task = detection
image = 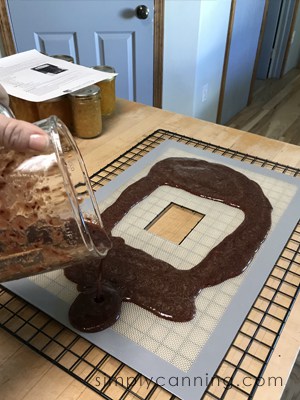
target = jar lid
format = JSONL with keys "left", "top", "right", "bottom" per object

{"left": 93, "top": 65, "right": 116, "bottom": 81}
{"left": 51, "top": 54, "right": 74, "bottom": 63}
{"left": 68, "top": 85, "right": 100, "bottom": 99}
{"left": 93, "top": 65, "right": 116, "bottom": 73}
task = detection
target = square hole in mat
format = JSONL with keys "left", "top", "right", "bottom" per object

{"left": 146, "top": 203, "right": 204, "bottom": 244}
{"left": 112, "top": 185, "right": 245, "bottom": 273}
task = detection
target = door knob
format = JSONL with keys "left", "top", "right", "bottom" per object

{"left": 136, "top": 5, "right": 149, "bottom": 19}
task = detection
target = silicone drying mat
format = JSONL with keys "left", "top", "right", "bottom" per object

{"left": 1, "top": 130, "right": 300, "bottom": 400}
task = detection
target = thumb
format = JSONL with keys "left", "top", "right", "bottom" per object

{"left": 0, "top": 115, "right": 49, "bottom": 152}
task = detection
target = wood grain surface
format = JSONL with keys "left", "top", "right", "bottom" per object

{"left": 0, "top": 98, "right": 299, "bottom": 400}
{"left": 228, "top": 68, "right": 300, "bottom": 145}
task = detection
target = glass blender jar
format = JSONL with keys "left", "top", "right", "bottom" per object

{"left": 0, "top": 112, "right": 111, "bottom": 282}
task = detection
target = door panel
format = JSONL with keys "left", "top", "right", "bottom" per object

{"left": 95, "top": 32, "right": 135, "bottom": 100}
{"left": 6, "top": 0, "right": 154, "bottom": 105}
{"left": 34, "top": 32, "right": 78, "bottom": 62}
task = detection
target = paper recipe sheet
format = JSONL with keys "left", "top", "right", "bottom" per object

{"left": 0, "top": 50, "right": 117, "bottom": 102}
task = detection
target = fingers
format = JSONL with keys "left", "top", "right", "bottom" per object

{"left": 0, "top": 115, "right": 49, "bottom": 152}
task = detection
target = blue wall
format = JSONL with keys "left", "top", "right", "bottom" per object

{"left": 162, "top": 0, "right": 231, "bottom": 122}
{"left": 162, "top": 1, "right": 202, "bottom": 118}
{"left": 163, "top": 0, "right": 266, "bottom": 125}
{"left": 220, "top": 0, "right": 266, "bottom": 124}
{"left": 193, "top": 0, "right": 232, "bottom": 122}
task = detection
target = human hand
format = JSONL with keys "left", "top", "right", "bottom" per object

{"left": 0, "top": 84, "right": 9, "bottom": 108}
{"left": 0, "top": 114, "right": 49, "bottom": 152}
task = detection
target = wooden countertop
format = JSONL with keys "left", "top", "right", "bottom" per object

{"left": 0, "top": 99, "right": 299, "bottom": 400}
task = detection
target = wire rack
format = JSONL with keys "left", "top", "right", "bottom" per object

{"left": 1, "top": 129, "right": 299, "bottom": 400}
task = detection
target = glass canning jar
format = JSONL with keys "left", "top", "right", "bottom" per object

{"left": 9, "top": 96, "right": 39, "bottom": 123}
{"left": 69, "top": 85, "right": 102, "bottom": 139}
{"left": 93, "top": 66, "right": 116, "bottom": 117}
{"left": 37, "top": 95, "right": 73, "bottom": 131}
{"left": 0, "top": 115, "right": 111, "bottom": 283}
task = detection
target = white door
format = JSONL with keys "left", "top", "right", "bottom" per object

{"left": 6, "top": 0, "right": 154, "bottom": 105}
{"left": 257, "top": 0, "right": 296, "bottom": 79}
{"left": 256, "top": 0, "right": 283, "bottom": 79}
